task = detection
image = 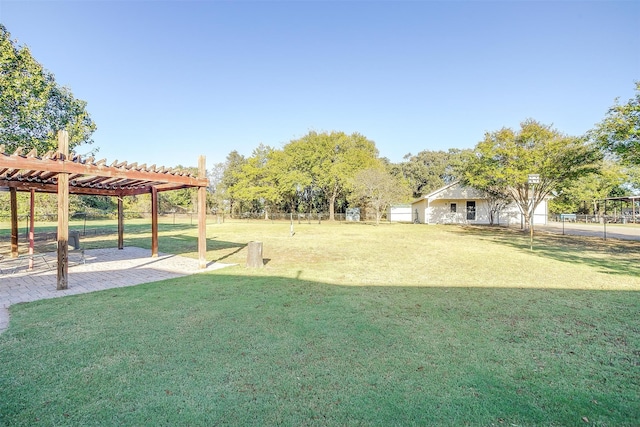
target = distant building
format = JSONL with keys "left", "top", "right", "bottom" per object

{"left": 411, "top": 182, "right": 548, "bottom": 226}
{"left": 387, "top": 205, "right": 413, "bottom": 222}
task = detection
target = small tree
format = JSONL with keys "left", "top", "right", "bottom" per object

{"left": 350, "top": 167, "right": 411, "bottom": 225}
{"left": 207, "top": 161, "right": 226, "bottom": 215}
{"left": 482, "top": 188, "right": 512, "bottom": 226}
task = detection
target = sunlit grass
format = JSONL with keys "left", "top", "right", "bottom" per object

{"left": 3, "top": 218, "right": 639, "bottom": 289}
{"left": 174, "top": 220, "right": 638, "bottom": 291}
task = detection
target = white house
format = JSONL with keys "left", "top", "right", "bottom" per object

{"left": 411, "top": 181, "right": 548, "bottom": 226}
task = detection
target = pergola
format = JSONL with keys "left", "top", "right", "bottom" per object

{"left": 0, "top": 131, "right": 209, "bottom": 289}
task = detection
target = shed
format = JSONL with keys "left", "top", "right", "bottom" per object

{"left": 388, "top": 205, "right": 413, "bottom": 222}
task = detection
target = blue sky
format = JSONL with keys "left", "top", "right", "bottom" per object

{"left": 1, "top": 1, "right": 638, "bottom": 170}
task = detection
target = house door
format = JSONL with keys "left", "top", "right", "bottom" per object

{"left": 466, "top": 201, "right": 476, "bottom": 221}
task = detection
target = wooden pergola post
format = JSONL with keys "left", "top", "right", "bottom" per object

{"left": 57, "top": 130, "right": 70, "bottom": 290}
{"left": 28, "top": 188, "right": 35, "bottom": 269}
{"left": 151, "top": 187, "right": 158, "bottom": 257}
{"left": 117, "top": 196, "right": 124, "bottom": 250}
{"left": 198, "top": 155, "right": 207, "bottom": 269}
{"left": 10, "top": 187, "right": 18, "bottom": 258}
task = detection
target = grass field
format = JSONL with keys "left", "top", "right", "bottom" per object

{"left": 1, "top": 219, "right": 639, "bottom": 426}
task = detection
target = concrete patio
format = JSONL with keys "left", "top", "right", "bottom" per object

{"left": 0, "top": 247, "right": 233, "bottom": 333}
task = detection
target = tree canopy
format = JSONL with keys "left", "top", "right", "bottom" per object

{"left": 218, "top": 151, "right": 247, "bottom": 216}
{"left": 463, "top": 120, "right": 601, "bottom": 228}
{"left": 0, "top": 24, "right": 96, "bottom": 153}
{"left": 281, "top": 131, "right": 380, "bottom": 220}
{"left": 592, "top": 82, "right": 640, "bottom": 166}
{"left": 230, "top": 144, "right": 281, "bottom": 219}
{"left": 390, "top": 149, "right": 470, "bottom": 198}
{"left": 212, "top": 131, "right": 382, "bottom": 220}
{"left": 548, "top": 160, "right": 628, "bottom": 215}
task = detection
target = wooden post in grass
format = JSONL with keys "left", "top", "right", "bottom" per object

{"left": 246, "top": 241, "right": 263, "bottom": 268}
{"left": 10, "top": 187, "right": 18, "bottom": 258}
{"left": 57, "top": 130, "right": 70, "bottom": 290}
{"left": 198, "top": 155, "right": 207, "bottom": 269}
{"left": 151, "top": 187, "right": 158, "bottom": 257}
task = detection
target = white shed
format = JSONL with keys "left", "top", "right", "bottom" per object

{"left": 411, "top": 181, "right": 548, "bottom": 226}
{"left": 388, "top": 205, "right": 413, "bottom": 222}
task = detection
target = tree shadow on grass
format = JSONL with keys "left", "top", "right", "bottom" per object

{"left": 0, "top": 228, "right": 247, "bottom": 264}
{"left": 455, "top": 225, "right": 640, "bottom": 277}
{"left": 0, "top": 221, "right": 197, "bottom": 240}
{"left": 113, "top": 235, "right": 246, "bottom": 261}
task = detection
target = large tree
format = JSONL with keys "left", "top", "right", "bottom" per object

{"left": 391, "top": 149, "right": 470, "bottom": 198}
{"left": 592, "top": 82, "right": 640, "bottom": 166}
{"left": 217, "top": 151, "right": 246, "bottom": 216}
{"left": 228, "top": 144, "right": 281, "bottom": 219}
{"left": 463, "top": 120, "right": 601, "bottom": 229}
{"left": 282, "top": 131, "right": 379, "bottom": 220}
{"left": 0, "top": 24, "right": 96, "bottom": 153}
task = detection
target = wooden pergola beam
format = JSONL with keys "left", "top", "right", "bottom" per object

{"left": 0, "top": 180, "right": 201, "bottom": 196}
{"left": 0, "top": 155, "right": 207, "bottom": 187}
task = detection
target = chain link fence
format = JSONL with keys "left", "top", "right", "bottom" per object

{"left": 551, "top": 213, "right": 639, "bottom": 224}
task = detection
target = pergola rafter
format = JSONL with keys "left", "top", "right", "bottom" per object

{"left": 1, "top": 131, "right": 209, "bottom": 289}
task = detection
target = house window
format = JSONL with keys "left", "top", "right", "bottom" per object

{"left": 466, "top": 201, "right": 476, "bottom": 220}
{"left": 450, "top": 203, "right": 457, "bottom": 213}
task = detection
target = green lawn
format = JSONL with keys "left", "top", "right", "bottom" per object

{"left": 1, "top": 220, "right": 639, "bottom": 426}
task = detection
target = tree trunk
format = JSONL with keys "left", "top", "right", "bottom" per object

{"left": 522, "top": 212, "right": 531, "bottom": 230}
{"left": 329, "top": 194, "right": 336, "bottom": 221}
